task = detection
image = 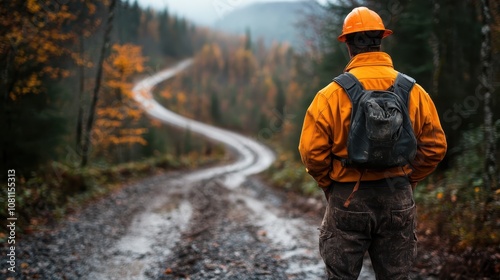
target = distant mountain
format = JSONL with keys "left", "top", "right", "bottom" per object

{"left": 213, "top": 1, "right": 324, "bottom": 49}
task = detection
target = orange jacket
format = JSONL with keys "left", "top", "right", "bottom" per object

{"left": 298, "top": 52, "right": 447, "bottom": 190}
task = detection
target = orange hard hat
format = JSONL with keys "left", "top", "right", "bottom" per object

{"left": 337, "top": 7, "right": 393, "bottom": 42}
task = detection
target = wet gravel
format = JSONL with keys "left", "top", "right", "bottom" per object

{"left": 1, "top": 170, "right": 331, "bottom": 280}
{"left": 156, "top": 178, "right": 325, "bottom": 280}
{"left": 1, "top": 172, "right": 186, "bottom": 279}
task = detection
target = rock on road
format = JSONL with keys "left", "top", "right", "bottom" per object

{"left": 5, "top": 60, "right": 378, "bottom": 279}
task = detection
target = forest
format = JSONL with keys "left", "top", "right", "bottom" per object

{"left": 0, "top": 0, "right": 499, "bottom": 278}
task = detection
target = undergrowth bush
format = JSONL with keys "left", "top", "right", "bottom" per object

{"left": 415, "top": 125, "right": 500, "bottom": 249}
{"left": 264, "top": 148, "right": 320, "bottom": 197}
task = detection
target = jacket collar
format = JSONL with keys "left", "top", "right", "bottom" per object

{"left": 344, "top": 52, "right": 394, "bottom": 72}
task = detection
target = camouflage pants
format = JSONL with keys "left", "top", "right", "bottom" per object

{"left": 319, "top": 179, "right": 417, "bottom": 280}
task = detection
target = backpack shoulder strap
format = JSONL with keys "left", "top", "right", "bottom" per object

{"left": 332, "top": 72, "right": 364, "bottom": 167}
{"left": 393, "top": 73, "right": 416, "bottom": 107}
{"left": 333, "top": 72, "right": 364, "bottom": 104}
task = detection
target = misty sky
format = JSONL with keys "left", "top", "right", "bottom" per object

{"left": 134, "top": 0, "right": 327, "bottom": 26}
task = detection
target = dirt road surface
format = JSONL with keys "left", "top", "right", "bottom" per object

{"left": 3, "top": 61, "right": 379, "bottom": 279}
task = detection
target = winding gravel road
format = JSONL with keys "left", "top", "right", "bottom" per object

{"left": 3, "top": 60, "right": 379, "bottom": 279}
{"left": 131, "top": 59, "right": 276, "bottom": 187}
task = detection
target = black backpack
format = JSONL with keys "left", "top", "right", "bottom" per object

{"left": 333, "top": 72, "right": 417, "bottom": 169}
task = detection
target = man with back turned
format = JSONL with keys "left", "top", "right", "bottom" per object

{"left": 298, "top": 6, "right": 447, "bottom": 279}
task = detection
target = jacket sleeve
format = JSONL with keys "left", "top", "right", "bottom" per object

{"left": 409, "top": 85, "right": 447, "bottom": 183}
{"left": 298, "top": 93, "right": 334, "bottom": 190}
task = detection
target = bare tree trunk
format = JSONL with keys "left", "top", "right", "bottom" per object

{"left": 1, "top": 46, "right": 14, "bottom": 172}
{"left": 81, "top": 0, "right": 117, "bottom": 167}
{"left": 430, "top": 2, "right": 441, "bottom": 97}
{"left": 480, "top": 0, "right": 497, "bottom": 191}
{"left": 76, "top": 34, "right": 85, "bottom": 153}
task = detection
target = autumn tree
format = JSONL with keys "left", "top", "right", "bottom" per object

{"left": 71, "top": 0, "right": 103, "bottom": 156}
{"left": 81, "top": 0, "right": 117, "bottom": 167}
{"left": 0, "top": 0, "right": 75, "bottom": 177}
{"left": 160, "top": 35, "right": 301, "bottom": 140}
{"left": 230, "top": 47, "right": 258, "bottom": 83}
{"left": 92, "top": 43, "right": 148, "bottom": 162}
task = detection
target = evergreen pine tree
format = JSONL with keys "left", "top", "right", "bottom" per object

{"left": 245, "top": 27, "right": 252, "bottom": 51}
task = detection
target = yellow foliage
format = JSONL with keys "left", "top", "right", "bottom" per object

{"left": 87, "top": 2, "right": 97, "bottom": 15}
{"left": 436, "top": 192, "right": 444, "bottom": 200}
{"left": 3, "top": 0, "right": 76, "bottom": 100}
{"left": 97, "top": 108, "right": 125, "bottom": 121}
{"left": 119, "top": 128, "right": 149, "bottom": 136}
{"left": 196, "top": 43, "right": 224, "bottom": 71}
{"left": 95, "top": 119, "right": 122, "bottom": 128}
{"left": 26, "top": 73, "right": 42, "bottom": 89}
{"left": 150, "top": 119, "right": 162, "bottom": 128}
{"left": 161, "top": 89, "right": 173, "bottom": 100}
{"left": 27, "top": 0, "right": 41, "bottom": 13}
{"left": 92, "top": 43, "right": 149, "bottom": 150}
{"left": 177, "top": 92, "right": 187, "bottom": 105}
{"left": 127, "top": 108, "right": 143, "bottom": 121}
{"left": 10, "top": 73, "right": 43, "bottom": 99}
{"left": 231, "top": 47, "right": 257, "bottom": 81}
{"left": 108, "top": 44, "right": 147, "bottom": 77}
{"left": 41, "top": 66, "right": 69, "bottom": 79}
{"left": 106, "top": 135, "right": 147, "bottom": 146}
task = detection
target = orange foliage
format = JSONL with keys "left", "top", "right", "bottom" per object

{"left": 176, "top": 92, "right": 187, "bottom": 105}
{"left": 2, "top": 0, "right": 76, "bottom": 100}
{"left": 196, "top": 43, "right": 225, "bottom": 72}
{"left": 169, "top": 37, "right": 306, "bottom": 138}
{"left": 92, "top": 44, "right": 149, "bottom": 150}
{"left": 161, "top": 88, "right": 173, "bottom": 100}
{"left": 230, "top": 48, "right": 257, "bottom": 82}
